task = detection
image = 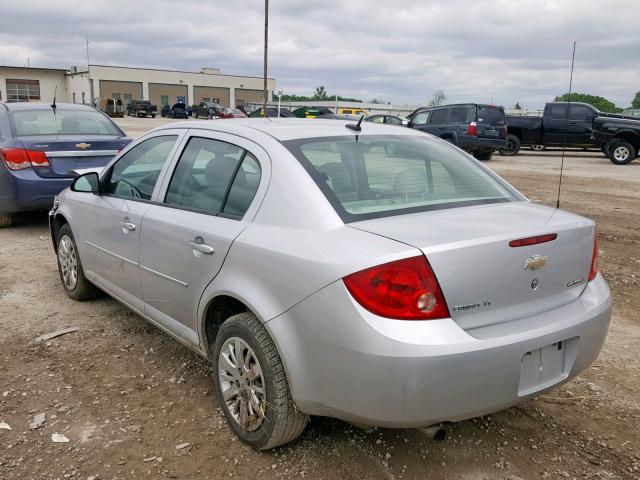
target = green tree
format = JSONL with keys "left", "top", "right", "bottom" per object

{"left": 554, "top": 92, "right": 622, "bottom": 113}
{"left": 632, "top": 91, "right": 640, "bottom": 109}
{"left": 313, "top": 85, "right": 328, "bottom": 101}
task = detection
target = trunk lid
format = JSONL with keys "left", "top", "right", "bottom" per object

{"left": 350, "top": 202, "right": 595, "bottom": 330}
{"left": 19, "top": 136, "right": 130, "bottom": 178}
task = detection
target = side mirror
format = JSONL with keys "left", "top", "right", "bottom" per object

{"left": 71, "top": 172, "right": 100, "bottom": 194}
{"left": 402, "top": 119, "right": 409, "bottom": 126}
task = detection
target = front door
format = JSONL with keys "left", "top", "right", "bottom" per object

{"left": 78, "top": 133, "right": 181, "bottom": 310}
{"left": 139, "top": 133, "right": 265, "bottom": 346}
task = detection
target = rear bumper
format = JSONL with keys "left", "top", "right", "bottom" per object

{"left": 0, "top": 168, "right": 71, "bottom": 213}
{"left": 458, "top": 136, "right": 507, "bottom": 152}
{"left": 266, "top": 274, "right": 611, "bottom": 427}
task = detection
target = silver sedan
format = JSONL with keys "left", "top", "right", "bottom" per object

{"left": 50, "top": 118, "right": 611, "bottom": 450}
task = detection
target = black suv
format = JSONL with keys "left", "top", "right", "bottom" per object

{"left": 407, "top": 104, "right": 507, "bottom": 160}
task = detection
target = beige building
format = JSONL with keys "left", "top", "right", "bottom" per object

{"left": 1, "top": 64, "right": 275, "bottom": 111}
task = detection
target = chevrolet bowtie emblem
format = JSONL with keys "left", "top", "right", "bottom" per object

{"left": 524, "top": 255, "right": 548, "bottom": 271}
{"left": 75, "top": 143, "right": 92, "bottom": 149}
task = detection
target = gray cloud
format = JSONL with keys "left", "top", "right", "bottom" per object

{"left": 0, "top": 0, "right": 638, "bottom": 108}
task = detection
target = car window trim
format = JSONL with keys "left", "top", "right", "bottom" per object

{"left": 100, "top": 132, "right": 184, "bottom": 204}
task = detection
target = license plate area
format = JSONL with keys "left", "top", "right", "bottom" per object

{"left": 518, "top": 339, "right": 573, "bottom": 396}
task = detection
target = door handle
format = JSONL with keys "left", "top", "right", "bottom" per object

{"left": 189, "top": 240, "right": 214, "bottom": 255}
{"left": 120, "top": 221, "right": 136, "bottom": 232}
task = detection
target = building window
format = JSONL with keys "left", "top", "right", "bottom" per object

{"left": 112, "top": 93, "right": 121, "bottom": 100}
{"left": 82, "top": 92, "right": 86, "bottom": 104}
{"left": 73, "top": 92, "right": 76, "bottom": 104}
{"left": 6, "top": 79, "right": 40, "bottom": 102}
{"left": 160, "top": 95, "right": 169, "bottom": 106}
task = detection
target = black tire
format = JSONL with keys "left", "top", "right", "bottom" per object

{"left": 608, "top": 140, "right": 636, "bottom": 165}
{"left": 473, "top": 150, "right": 493, "bottom": 161}
{"left": 0, "top": 212, "right": 12, "bottom": 228}
{"left": 194, "top": 112, "right": 199, "bottom": 119}
{"left": 499, "top": 134, "right": 521, "bottom": 156}
{"left": 151, "top": 114, "right": 156, "bottom": 119}
{"left": 55, "top": 223, "right": 102, "bottom": 301}
{"left": 212, "top": 312, "right": 308, "bottom": 450}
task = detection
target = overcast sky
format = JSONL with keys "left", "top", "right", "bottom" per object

{"left": 0, "top": 0, "right": 638, "bottom": 109}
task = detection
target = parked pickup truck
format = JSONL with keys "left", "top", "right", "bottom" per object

{"left": 592, "top": 115, "right": 640, "bottom": 164}
{"left": 407, "top": 103, "right": 507, "bottom": 160}
{"left": 192, "top": 101, "right": 222, "bottom": 119}
{"left": 126, "top": 100, "right": 157, "bottom": 118}
{"left": 501, "top": 102, "right": 609, "bottom": 155}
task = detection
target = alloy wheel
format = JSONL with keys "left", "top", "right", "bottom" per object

{"left": 58, "top": 235, "right": 78, "bottom": 290}
{"left": 218, "top": 337, "right": 266, "bottom": 432}
{"left": 613, "top": 146, "right": 630, "bottom": 162}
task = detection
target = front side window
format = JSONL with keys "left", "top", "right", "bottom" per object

{"left": 411, "top": 111, "right": 430, "bottom": 125}
{"left": 11, "top": 109, "right": 122, "bottom": 136}
{"left": 284, "top": 135, "right": 519, "bottom": 222}
{"left": 164, "top": 137, "right": 260, "bottom": 217}
{"left": 105, "top": 135, "right": 177, "bottom": 200}
{"left": 429, "top": 109, "right": 449, "bottom": 125}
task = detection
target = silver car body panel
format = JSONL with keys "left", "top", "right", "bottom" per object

{"left": 52, "top": 119, "right": 612, "bottom": 428}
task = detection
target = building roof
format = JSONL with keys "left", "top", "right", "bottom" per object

{"left": 0, "top": 65, "right": 68, "bottom": 72}
{"left": 88, "top": 64, "right": 275, "bottom": 81}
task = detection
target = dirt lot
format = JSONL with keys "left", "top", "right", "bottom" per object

{"left": 1, "top": 117, "right": 639, "bottom": 480}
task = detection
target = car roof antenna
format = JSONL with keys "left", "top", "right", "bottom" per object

{"left": 345, "top": 114, "right": 365, "bottom": 133}
{"left": 556, "top": 41, "right": 576, "bottom": 209}
{"left": 50, "top": 86, "right": 58, "bottom": 116}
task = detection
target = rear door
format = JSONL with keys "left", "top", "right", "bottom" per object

{"left": 76, "top": 131, "right": 183, "bottom": 311}
{"left": 138, "top": 131, "right": 268, "bottom": 344}
{"left": 475, "top": 105, "right": 507, "bottom": 141}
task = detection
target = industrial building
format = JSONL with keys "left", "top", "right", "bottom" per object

{"left": 0, "top": 64, "right": 275, "bottom": 110}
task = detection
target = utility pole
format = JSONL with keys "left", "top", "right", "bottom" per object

{"left": 262, "top": 0, "right": 269, "bottom": 116}
{"left": 86, "top": 35, "right": 94, "bottom": 106}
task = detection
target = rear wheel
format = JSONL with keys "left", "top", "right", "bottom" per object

{"left": 608, "top": 140, "right": 636, "bottom": 165}
{"left": 212, "top": 312, "right": 308, "bottom": 450}
{"left": 0, "top": 212, "right": 13, "bottom": 228}
{"left": 499, "top": 134, "right": 521, "bottom": 156}
{"left": 56, "top": 224, "right": 102, "bottom": 301}
{"left": 473, "top": 150, "right": 493, "bottom": 161}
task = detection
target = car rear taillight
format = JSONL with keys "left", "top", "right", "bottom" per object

{"left": 588, "top": 233, "right": 599, "bottom": 281}
{"left": 0, "top": 148, "right": 49, "bottom": 170}
{"left": 343, "top": 256, "right": 449, "bottom": 320}
{"left": 467, "top": 122, "right": 477, "bottom": 136}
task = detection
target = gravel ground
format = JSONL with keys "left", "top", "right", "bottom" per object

{"left": 0, "top": 117, "right": 638, "bottom": 479}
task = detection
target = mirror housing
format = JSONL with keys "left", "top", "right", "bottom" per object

{"left": 402, "top": 119, "right": 409, "bottom": 126}
{"left": 71, "top": 172, "right": 100, "bottom": 194}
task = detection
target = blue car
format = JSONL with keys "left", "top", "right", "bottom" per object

{"left": 0, "top": 102, "right": 131, "bottom": 227}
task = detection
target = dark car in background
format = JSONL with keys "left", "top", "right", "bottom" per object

{"left": 161, "top": 103, "right": 189, "bottom": 119}
{"left": 502, "top": 102, "right": 606, "bottom": 155}
{"left": 192, "top": 101, "right": 222, "bottom": 119}
{"left": 592, "top": 114, "right": 640, "bottom": 164}
{"left": 126, "top": 100, "right": 157, "bottom": 118}
{"left": 248, "top": 107, "right": 295, "bottom": 118}
{"left": 407, "top": 104, "right": 507, "bottom": 160}
{"left": 292, "top": 106, "right": 334, "bottom": 118}
{"left": 0, "top": 102, "right": 131, "bottom": 227}
{"left": 365, "top": 114, "right": 407, "bottom": 126}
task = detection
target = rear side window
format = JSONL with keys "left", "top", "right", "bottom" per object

{"left": 549, "top": 104, "right": 567, "bottom": 119}
{"left": 164, "top": 137, "right": 260, "bottom": 218}
{"left": 11, "top": 109, "right": 121, "bottom": 136}
{"left": 285, "top": 135, "right": 518, "bottom": 222}
{"left": 105, "top": 135, "right": 177, "bottom": 200}
{"left": 429, "top": 109, "right": 449, "bottom": 125}
{"left": 450, "top": 107, "right": 470, "bottom": 123}
{"left": 476, "top": 106, "right": 505, "bottom": 124}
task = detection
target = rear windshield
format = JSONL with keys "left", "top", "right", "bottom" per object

{"left": 284, "top": 135, "right": 519, "bottom": 222}
{"left": 11, "top": 109, "right": 121, "bottom": 136}
{"left": 477, "top": 106, "right": 505, "bottom": 124}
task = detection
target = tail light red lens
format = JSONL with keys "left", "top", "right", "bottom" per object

{"left": 0, "top": 148, "right": 49, "bottom": 170}
{"left": 588, "top": 233, "right": 598, "bottom": 281}
{"left": 467, "top": 122, "right": 477, "bottom": 136}
{"left": 343, "top": 256, "right": 449, "bottom": 320}
{"left": 509, "top": 233, "right": 557, "bottom": 247}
